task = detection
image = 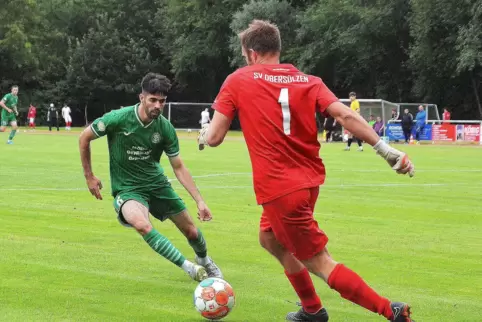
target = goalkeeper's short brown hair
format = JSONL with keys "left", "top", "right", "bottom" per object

{"left": 238, "top": 20, "right": 281, "bottom": 55}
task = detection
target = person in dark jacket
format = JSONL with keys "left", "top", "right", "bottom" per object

{"left": 401, "top": 109, "right": 413, "bottom": 143}
{"left": 323, "top": 116, "right": 337, "bottom": 142}
{"left": 47, "top": 103, "right": 59, "bottom": 131}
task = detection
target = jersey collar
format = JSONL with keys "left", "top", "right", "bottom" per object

{"left": 134, "top": 103, "right": 154, "bottom": 128}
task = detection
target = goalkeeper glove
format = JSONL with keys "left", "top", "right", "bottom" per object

{"left": 198, "top": 124, "right": 210, "bottom": 151}
{"left": 373, "top": 140, "right": 415, "bottom": 177}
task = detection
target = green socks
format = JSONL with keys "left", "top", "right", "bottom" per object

{"left": 188, "top": 228, "right": 207, "bottom": 258}
{"left": 8, "top": 129, "right": 16, "bottom": 140}
{"left": 143, "top": 229, "right": 186, "bottom": 267}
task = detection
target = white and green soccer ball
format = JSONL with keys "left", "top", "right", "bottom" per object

{"left": 194, "top": 277, "right": 235, "bottom": 320}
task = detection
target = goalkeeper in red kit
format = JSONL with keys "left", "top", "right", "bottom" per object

{"left": 198, "top": 20, "right": 415, "bottom": 322}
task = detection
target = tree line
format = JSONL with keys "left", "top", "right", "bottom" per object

{"left": 1, "top": 0, "right": 481, "bottom": 124}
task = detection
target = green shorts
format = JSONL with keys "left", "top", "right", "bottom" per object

{"left": 1, "top": 112, "right": 16, "bottom": 126}
{"left": 113, "top": 185, "right": 187, "bottom": 227}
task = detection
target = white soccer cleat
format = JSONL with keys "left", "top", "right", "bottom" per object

{"left": 196, "top": 256, "right": 224, "bottom": 279}
{"left": 188, "top": 264, "right": 208, "bottom": 282}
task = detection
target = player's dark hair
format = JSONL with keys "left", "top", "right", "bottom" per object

{"left": 238, "top": 20, "right": 281, "bottom": 55}
{"left": 141, "top": 73, "right": 171, "bottom": 96}
{"left": 349, "top": 92, "right": 356, "bottom": 97}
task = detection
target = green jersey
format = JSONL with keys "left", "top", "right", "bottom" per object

{"left": 1, "top": 93, "right": 18, "bottom": 113}
{"left": 90, "top": 104, "right": 179, "bottom": 196}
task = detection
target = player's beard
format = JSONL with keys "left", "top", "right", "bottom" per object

{"left": 141, "top": 101, "right": 161, "bottom": 120}
{"left": 147, "top": 106, "right": 162, "bottom": 119}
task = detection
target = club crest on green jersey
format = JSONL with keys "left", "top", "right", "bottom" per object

{"left": 151, "top": 132, "right": 161, "bottom": 144}
{"left": 98, "top": 121, "right": 106, "bottom": 132}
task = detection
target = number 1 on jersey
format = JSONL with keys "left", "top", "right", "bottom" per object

{"left": 278, "top": 88, "right": 291, "bottom": 135}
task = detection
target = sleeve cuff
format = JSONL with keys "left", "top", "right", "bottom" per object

{"left": 90, "top": 125, "right": 101, "bottom": 137}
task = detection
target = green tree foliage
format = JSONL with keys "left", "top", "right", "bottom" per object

{"left": 409, "top": 0, "right": 481, "bottom": 118}
{"left": 65, "top": 14, "right": 157, "bottom": 121}
{"left": 229, "top": 0, "right": 298, "bottom": 67}
{"left": 0, "top": 0, "right": 481, "bottom": 121}
{"left": 158, "top": 0, "right": 244, "bottom": 101}
{"left": 0, "top": 0, "right": 42, "bottom": 91}
{"left": 455, "top": 1, "right": 482, "bottom": 117}
{"left": 296, "top": 0, "right": 412, "bottom": 101}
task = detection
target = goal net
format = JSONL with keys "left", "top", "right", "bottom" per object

{"left": 165, "top": 102, "right": 212, "bottom": 131}
{"left": 165, "top": 102, "right": 243, "bottom": 131}
{"left": 339, "top": 99, "right": 400, "bottom": 124}
{"left": 395, "top": 103, "right": 440, "bottom": 121}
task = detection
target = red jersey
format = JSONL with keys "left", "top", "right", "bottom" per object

{"left": 213, "top": 64, "right": 338, "bottom": 204}
{"left": 443, "top": 111, "right": 451, "bottom": 121}
{"left": 28, "top": 106, "right": 37, "bottom": 118}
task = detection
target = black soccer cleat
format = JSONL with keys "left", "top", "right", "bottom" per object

{"left": 285, "top": 305, "right": 329, "bottom": 322}
{"left": 390, "top": 302, "right": 414, "bottom": 322}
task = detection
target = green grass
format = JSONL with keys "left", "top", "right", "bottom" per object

{"left": 0, "top": 129, "right": 481, "bottom": 322}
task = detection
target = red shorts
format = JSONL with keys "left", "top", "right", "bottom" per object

{"left": 260, "top": 187, "right": 328, "bottom": 261}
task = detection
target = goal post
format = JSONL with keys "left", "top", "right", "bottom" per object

{"left": 339, "top": 99, "right": 400, "bottom": 126}
{"left": 396, "top": 103, "right": 440, "bottom": 122}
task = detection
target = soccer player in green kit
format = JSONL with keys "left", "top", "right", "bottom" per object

{"left": 0, "top": 85, "right": 20, "bottom": 144}
{"left": 79, "top": 73, "right": 223, "bottom": 282}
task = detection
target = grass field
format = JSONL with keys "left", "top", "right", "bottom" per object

{"left": 0, "top": 128, "right": 481, "bottom": 322}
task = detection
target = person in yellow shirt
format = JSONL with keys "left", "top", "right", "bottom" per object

{"left": 345, "top": 92, "right": 363, "bottom": 151}
{"left": 350, "top": 92, "right": 360, "bottom": 113}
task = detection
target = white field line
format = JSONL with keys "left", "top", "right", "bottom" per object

{"left": 1, "top": 174, "right": 479, "bottom": 193}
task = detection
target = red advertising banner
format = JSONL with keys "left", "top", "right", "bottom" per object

{"left": 432, "top": 124, "right": 456, "bottom": 141}
{"left": 463, "top": 124, "right": 481, "bottom": 142}
{"left": 433, "top": 124, "right": 481, "bottom": 142}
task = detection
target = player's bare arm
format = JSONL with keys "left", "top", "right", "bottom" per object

{"left": 168, "top": 155, "right": 212, "bottom": 221}
{"left": 326, "top": 101, "right": 414, "bottom": 176}
{"left": 200, "top": 111, "right": 232, "bottom": 147}
{"left": 79, "top": 126, "right": 103, "bottom": 200}
{"left": 0, "top": 100, "right": 12, "bottom": 113}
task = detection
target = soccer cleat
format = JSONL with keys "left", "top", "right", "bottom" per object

{"left": 188, "top": 264, "right": 208, "bottom": 282}
{"left": 6, "top": 140, "right": 13, "bottom": 145}
{"left": 344, "top": 147, "right": 350, "bottom": 151}
{"left": 286, "top": 305, "right": 329, "bottom": 322}
{"left": 196, "top": 256, "right": 224, "bottom": 279}
{"left": 357, "top": 146, "right": 364, "bottom": 151}
{"left": 390, "top": 302, "right": 414, "bottom": 322}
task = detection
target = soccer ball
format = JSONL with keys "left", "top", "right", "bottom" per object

{"left": 194, "top": 278, "right": 235, "bottom": 320}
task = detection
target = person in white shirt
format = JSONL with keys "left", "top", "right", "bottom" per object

{"left": 62, "top": 104, "right": 72, "bottom": 130}
{"left": 200, "top": 108, "right": 211, "bottom": 128}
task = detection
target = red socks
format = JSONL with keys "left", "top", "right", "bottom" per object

{"left": 328, "top": 264, "right": 393, "bottom": 319}
{"left": 285, "top": 264, "right": 395, "bottom": 319}
{"left": 286, "top": 268, "right": 322, "bottom": 314}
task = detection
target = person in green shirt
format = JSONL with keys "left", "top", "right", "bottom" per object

{"left": 0, "top": 85, "right": 20, "bottom": 144}
{"left": 79, "top": 73, "right": 223, "bottom": 282}
{"left": 368, "top": 115, "right": 376, "bottom": 128}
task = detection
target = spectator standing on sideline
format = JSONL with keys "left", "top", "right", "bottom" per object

{"left": 415, "top": 105, "right": 426, "bottom": 144}
{"left": 47, "top": 103, "right": 59, "bottom": 132}
{"left": 443, "top": 108, "right": 451, "bottom": 123}
{"left": 401, "top": 109, "right": 413, "bottom": 144}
